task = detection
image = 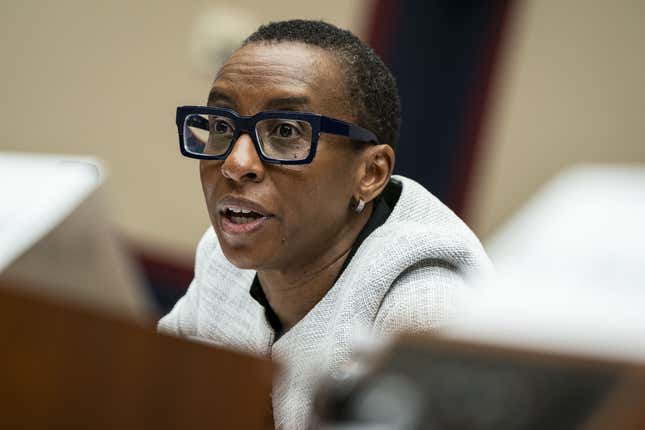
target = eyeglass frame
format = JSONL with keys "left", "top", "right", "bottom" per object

{"left": 176, "top": 106, "right": 380, "bottom": 165}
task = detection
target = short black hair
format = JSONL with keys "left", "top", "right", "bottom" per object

{"left": 244, "top": 19, "right": 401, "bottom": 149}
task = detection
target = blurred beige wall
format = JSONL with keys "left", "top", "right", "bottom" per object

{"left": 4, "top": 0, "right": 642, "bottom": 257}
{"left": 0, "top": 1, "right": 369, "bottom": 257}
{"left": 470, "top": 0, "right": 645, "bottom": 239}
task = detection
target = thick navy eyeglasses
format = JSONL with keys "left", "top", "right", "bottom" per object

{"left": 176, "top": 106, "right": 379, "bottom": 165}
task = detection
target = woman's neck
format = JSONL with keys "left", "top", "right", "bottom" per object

{"left": 257, "top": 205, "right": 373, "bottom": 332}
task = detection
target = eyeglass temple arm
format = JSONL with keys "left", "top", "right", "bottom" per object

{"left": 320, "top": 117, "right": 379, "bottom": 144}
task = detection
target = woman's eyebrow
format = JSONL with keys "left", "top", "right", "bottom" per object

{"left": 264, "top": 96, "right": 311, "bottom": 111}
{"left": 207, "top": 89, "right": 235, "bottom": 107}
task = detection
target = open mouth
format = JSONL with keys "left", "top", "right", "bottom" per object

{"left": 221, "top": 207, "right": 266, "bottom": 224}
{"left": 216, "top": 198, "right": 274, "bottom": 236}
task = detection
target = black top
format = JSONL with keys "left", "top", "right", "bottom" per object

{"left": 250, "top": 179, "right": 402, "bottom": 338}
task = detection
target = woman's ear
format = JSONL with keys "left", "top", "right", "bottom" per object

{"left": 357, "top": 144, "right": 395, "bottom": 203}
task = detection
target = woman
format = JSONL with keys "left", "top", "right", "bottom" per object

{"left": 159, "top": 19, "right": 492, "bottom": 429}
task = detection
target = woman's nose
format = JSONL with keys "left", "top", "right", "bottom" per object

{"left": 219, "top": 133, "right": 265, "bottom": 183}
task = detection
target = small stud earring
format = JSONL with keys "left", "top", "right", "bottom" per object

{"left": 353, "top": 198, "right": 365, "bottom": 213}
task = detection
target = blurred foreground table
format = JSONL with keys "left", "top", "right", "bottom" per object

{"left": 0, "top": 281, "right": 274, "bottom": 429}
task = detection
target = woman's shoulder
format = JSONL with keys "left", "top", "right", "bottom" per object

{"left": 363, "top": 175, "right": 491, "bottom": 273}
{"left": 346, "top": 176, "right": 493, "bottom": 334}
{"left": 388, "top": 176, "right": 478, "bottom": 238}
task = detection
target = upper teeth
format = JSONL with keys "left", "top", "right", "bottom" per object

{"left": 228, "top": 207, "right": 252, "bottom": 214}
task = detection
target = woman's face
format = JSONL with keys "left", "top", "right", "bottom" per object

{"left": 200, "top": 42, "right": 365, "bottom": 272}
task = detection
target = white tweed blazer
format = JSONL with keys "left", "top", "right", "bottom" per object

{"left": 158, "top": 175, "right": 492, "bottom": 429}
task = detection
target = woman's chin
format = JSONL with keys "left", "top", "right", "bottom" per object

{"left": 219, "top": 243, "right": 276, "bottom": 271}
{"left": 226, "top": 256, "right": 260, "bottom": 270}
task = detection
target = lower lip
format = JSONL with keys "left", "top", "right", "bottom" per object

{"left": 219, "top": 214, "right": 273, "bottom": 235}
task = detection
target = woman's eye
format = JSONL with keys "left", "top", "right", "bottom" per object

{"left": 212, "top": 120, "right": 231, "bottom": 134}
{"left": 274, "top": 123, "right": 297, "bottom": 138}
